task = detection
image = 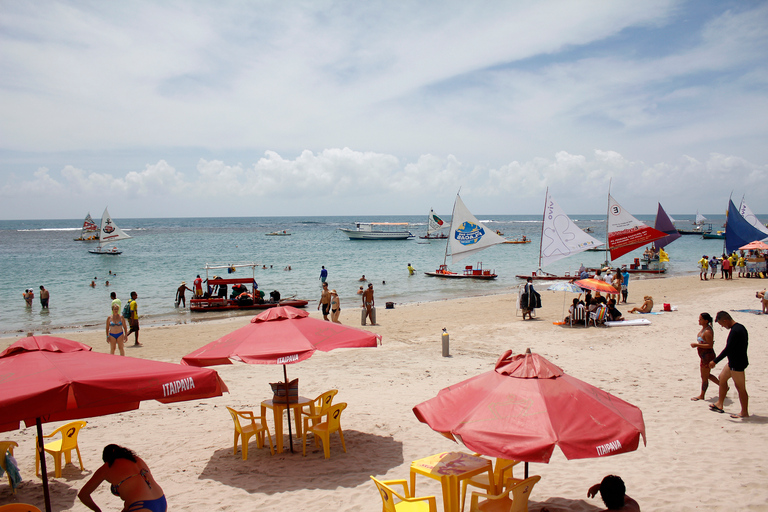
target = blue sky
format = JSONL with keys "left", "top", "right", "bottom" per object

{"left": 1, "top": 0, "right": 767, "bottom": 219}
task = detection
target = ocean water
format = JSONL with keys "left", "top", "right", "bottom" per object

{"left": 0, "top": 214, "right": 728, "bottom": 337}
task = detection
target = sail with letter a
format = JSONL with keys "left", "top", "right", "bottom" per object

{"left": 96, "top": 208, "right": 131, "bottom": 250}
{"left": 607, "top": 195, "right": 667, "bottom": 260}
{"left": 448, "top": 194, "right": 505, "bottom": 264}
{"left": 738, "top": 197, "right": 768, "bottom": 237}
{"left": 540, "top": 190, "right": 603, "bottom": 267}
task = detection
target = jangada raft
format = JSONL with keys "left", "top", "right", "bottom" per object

{"left": 190, "top": 263, "right": 308, "bottom": 312}
{"left": 425, "top": 193, "right": 503, "bottom": 279}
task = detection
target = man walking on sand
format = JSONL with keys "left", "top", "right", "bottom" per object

{"left": 362, "top": 283, "right": 376, "bottom": 325}
{"left": 709, "top": 311, "right": 748, "bottom": 419}
{"left": 126, "top": 291, "right": 142, "bottom": 346}
{"left": 318, "top": 282, "right": 331, "bottom": 321}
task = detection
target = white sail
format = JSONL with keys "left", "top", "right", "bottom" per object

{"left": 96, "top": 208, "right": 131, "bottom": 249}
{"left": 738, "top": 198, "right": 768, "bottom": 236}
{"left": 448, "top": 194, "right": 505, "bottom": 264}
{"left": 694, "top": 211, "right": 707, "bottom": 225}
{"left": 540, "top": 191, "right": 603, "bottom": 267}
{"left": 427, "top": 209, "right": 446, "bottom": 236}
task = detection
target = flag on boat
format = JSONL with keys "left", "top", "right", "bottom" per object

{"left": 540, "top": 191, "right": 603, "bottom": 267}
{"left": 652, "top": 203, "right": 680, "bottom": 250}
{"left": 738, "top": 197, "right": 768, "bottom": 237}
{"left": 607, "top": 195, "right": 667, "bottom": 260}
{"left": 448, "top": 194, "right": 505, "bottom": 264}
{"left": 427, "top": 209, "right": 446, "bottom": 237}
{"left": 726, "top": 199, "right": 768, "bottom": 254}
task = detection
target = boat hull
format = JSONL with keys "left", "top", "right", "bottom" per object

{"left": 702, "top": 233, "right": 724, "bottom": 239}
{"left": 190, "top": 298, "right": 309, "bottom": 312}
{"left": 339, "top": 229, "right": 413, "bottom": 240}
{"left": 89, "top": 249, "right": 122, "bottom": 255}
{"left": 515, "top": 274, "right": 574, "bottom": 281}
{"left": 419, "top": 234, "right": 448, "bottom": 239}
{"left": 424, "top": 271, "right": 497, "bottom": 280}
{"left": 502, "top": 240, "right": 531, "bottom": 244}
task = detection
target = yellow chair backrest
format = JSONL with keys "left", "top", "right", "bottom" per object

{"left": 371, "top": 477, "right": 400, "bottom": 512}
{"left": 314, "top": 389, "right": 338, "bottom": 415}
{"left": 508, "top": 475, "right": 541, "bottom": 512}
{"left": 0, "top": 441, "right": 18, "bottom": 471}
{"left": 326, "top": 402, "right": 347, "bottom": 431}
{"left": 49, "top": 420, "right": 86, "bottom": 450}
{"left": 370, "top": 476, "right": 437, "bottom": 512}
{"left": 0, "top": 504, "right": 43, "bottom": 512}
{"left": 227, "top": 407, "right": 246, "bottom": 432}
{"left": 493, "top": 458, "right": 519, "bottom": 487}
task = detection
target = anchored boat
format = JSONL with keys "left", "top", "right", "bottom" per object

{"left": 339, "top": 222, "right": 413, "bottom": 240}
{"left": 88, "top": 208, "right": 131, "bottom": 255}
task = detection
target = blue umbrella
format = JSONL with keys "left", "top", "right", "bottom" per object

{"left": 547, "top": 282, "right": 583, "bottom": 323}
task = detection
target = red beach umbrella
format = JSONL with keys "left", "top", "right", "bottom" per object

{"left": 182, "top": 306, "right": 380, "bottom": 451}
{"left": 0, "top": 335, "right": 228, "bottom": 512}
{"left": 413, "top": 350, "right": 645, "bottom": 468}
{"left": 573, "top": 278, "right": 618, "bottom": 294}
{"left": 738, "top": 240, "right": 768, "bottom": 251}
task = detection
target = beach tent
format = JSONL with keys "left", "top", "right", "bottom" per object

{"left": 182, "top": 306, "right": 380, "bottom": 452}
{"left": 413, "top": 349, "right": 645, "bottom": 475}
{"left": 0, "top": 336, "right": 228, "bottom": 512}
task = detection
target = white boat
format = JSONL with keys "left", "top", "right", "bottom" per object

{"left": 516, "top": 188, "right": 603, "bottom": 280}
{"left": 694, "top": 210, "right": 708, "bottom": 225}
{"left": 73, "top": 212, "right": 100, "bottom": 241}
{"left": 339, "top": 222, "right": 413, "bottom": 240}
{"left": 419, "top": 209, "right": 448, "bottom": 239}
{"left": 605, "top": 192, "right": 667, "bottom": 262}
{"left": 425, "top": 193, "right": 504, "bottom": 279}
{"left": 89, "top": 208, "right": 131, "bottom": 255}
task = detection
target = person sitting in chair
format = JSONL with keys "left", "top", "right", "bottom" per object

{"left": 628, "top": 296, "right": 653, "bottom": 314}
{"left": 606, "top": 298, "right": 624, "bottom": 321}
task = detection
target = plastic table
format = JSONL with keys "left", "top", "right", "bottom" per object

{"left": 261, "top": 396, "right": 313, "bottom": 453}
{"left": 410, "top": 451, "right": 494, "bottom": 512}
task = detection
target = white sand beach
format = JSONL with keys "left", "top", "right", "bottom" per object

{"left": 1, "top": 275, "right": 767, "bottom": 512}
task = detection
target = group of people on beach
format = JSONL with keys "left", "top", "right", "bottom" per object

{"left": 317, "top": 266, "right": 377, "bottom": 325}
{"left": 698, "top": 250, "right": 767, "bottom": 280}
{"left": 22, "top": 285, "right": 49, "bottom": 308}
{"left": 105, "top": 290, "right": 141, "bottom": 355}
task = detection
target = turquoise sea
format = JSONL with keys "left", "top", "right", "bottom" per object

{"left": 0, "top": 214, "right": 729, "bottom": 338}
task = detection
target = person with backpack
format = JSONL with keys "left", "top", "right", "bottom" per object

{"left": 124, "top": 291, "right": 142, "bottom": 346}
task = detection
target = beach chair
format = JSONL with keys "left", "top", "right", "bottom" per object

{"left": 461, "top": 457, "right": 521, "bottom": 512}
{"left": 302, "top": 402, "right": 347, "bottom": 459}
{"left": 35, "top": 420, "right": 86, "bottom": 478}
{"left": 570, "top": 305, "right": 587, "bottom": 327}
{"left": 0, "top": 441, "right": 19, "bottom": 493}
{"left": 0, "top": 504, "right": 43, "bottom": 512}
{"left": 226, "top": 407, "right": 274, "bottom": 460}
{"left": 589, "top": 305, "right": 608, "bottom": 327}
{"left": 370, "top": 476, "right": 437, "bottom": 512}
{"left": 299, "top": 389, "right": 338, "bottom": 429}
{"left": 469, "top": 475, "right": 541, "bottom": 512}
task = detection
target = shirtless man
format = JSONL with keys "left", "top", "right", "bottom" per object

{"left": 587, "top": 475, "right": 640, "bottom": 511}
{"left": 39, "top": 285, "right": 50, "bottom": 309}
{"left": 318, "top": 282, "right": 331, "bottom": 321}
{"left": 362, "top": 283, "right": 376, "bottom": 325}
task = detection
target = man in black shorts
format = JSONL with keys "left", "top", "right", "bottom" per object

{"left": 126, "top": 291, "right": 142, "bottom": 346}
{"left": 318, "top": 282, "right": 331, "bottom": 321}
{"left": 709, "top": 311, "right": 748, "bottom": 418}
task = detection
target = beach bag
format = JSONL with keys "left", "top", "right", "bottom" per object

{"left": 270, "top": 378, "right": 299, "bottom": 404}
{"left": 663, "top": 303, "right": 671, "bottom": 312}
{"left": 122, "top": 301, "right": 132, "bottom": 318}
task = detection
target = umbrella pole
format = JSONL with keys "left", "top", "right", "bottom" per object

{"left": 36, "top": 418, "right": 52, "bottom": 512}
{"left": 525, "top": 461, "right": 529, "bottom": 479}
{"left": 284, "top": 364, "right": 294, "bottom": 453}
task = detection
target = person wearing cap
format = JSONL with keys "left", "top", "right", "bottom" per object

{"left": 176, "top": 281, "right": 193, "bottom": 308}
{"left": 330, "top": 289, "right": 341, "bottom": 323}
{"left": 22, "top": 288, "right": 33, "bottom": 307}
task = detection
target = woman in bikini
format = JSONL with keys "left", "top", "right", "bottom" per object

{"left": 690, "top": 312, "right": 719, "bottom": 401}
{"left": 79, "top": 444, "right": 166, "bottom": 512}
{"left": 106, "top": 303, "right": 128, "bottom": 356}
{"left": 628, "top": 295, "right": 653, "bottom": 314}
{"left": 330, "top": 289, "right": 341, "bottom": 324}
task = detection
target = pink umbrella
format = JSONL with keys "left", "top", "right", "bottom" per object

{"left": 738, "top": 240, "right": 768, "bottom": 251}
{"left": 573, "top": 278, "right": 618, "bottom": 294}
{"left": 413, "top": 350, "right": 645, "bottom": 475}
{"left": 183, "top": 306, "right": 380, "bottom": 451}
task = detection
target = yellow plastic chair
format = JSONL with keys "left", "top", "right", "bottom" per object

{"left": 299, "top": 389, "right": 338, "bottom": 428}
{"left": 226, "top": 407, "right": 274, "bottom": 460}
{"left": 460, "top": 457, "right": 520, "bottom": 512}
{"left": 302, "top": 402, "right": 347, "bottom": 458}
{"left": 35, "top": 420, "right": 86, "bottom": 478}
{"left": 371, "top": 476, "right": 437, "bottom": 512}
{"left": 469, "top": 475, "right": 541, "bottom": 512}
{"left": 0, "top": 441, "right": 19, "bottom": 493}
{"left": 0, "top": 504, "right": 43, "bottom": 512}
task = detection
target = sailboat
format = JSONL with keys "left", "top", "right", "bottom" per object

{"left": 516, "top": 189, "right": 603, "bottom": 280}
{"left": 738, "top": 197, "right": 768, "bottom": 238}
{"left": 424, "top": 194, "right": 504, "bottom": 279}
{"left": 725, "top": 198, "right": 768, "bottom": 254}
{"left": 651, "top": 203, "right": 680, "bottom": 250}
{"left": 678, "top": 210, "right": 711, "bottom": 235}
{"left": 73, "top": 212, "right": 100, "bottom": 241}
{"left": 419, "top": 208, "right": 448, "bottom": 239}
{"left": 601, "top": 193, "right": 668, "bottom": 273}
{"left": 88, "top": 208, "right": 131, "bottom": 255}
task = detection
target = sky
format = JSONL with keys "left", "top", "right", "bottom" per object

{"left": 1, "top": 0, "right": 767, "bottom": 220}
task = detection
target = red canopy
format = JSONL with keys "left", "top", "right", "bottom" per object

{"left": 413, "top": 350, "right": 645, "bottom": 463}
{"left": 182, "top": 306, "right": 381, "bottom": 367}
{"left": 739, "top": 240, "right": 768, "bottom": 251}
{"left": 0, "top": 336, "right": 228, "bottom": 432}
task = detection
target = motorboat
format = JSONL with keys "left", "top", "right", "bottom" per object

{"left": 339, "top": 222, "right": 413, "bottom": 240}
